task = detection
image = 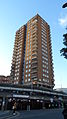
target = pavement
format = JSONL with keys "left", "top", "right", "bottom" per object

{"left": 0, "top": 110, "right": 19, "bottom": 119}
{"left": 0, "top": 111, "right": 9, "bottom": 118}
{"left": 0, "top": 109, "right": 64, "bottom": 119}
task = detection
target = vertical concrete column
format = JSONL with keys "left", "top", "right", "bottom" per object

{"left": 2, "top": 97, "right": 5, "bottom": 111}
{"left": 5, "top": 97, "right": 8, "bottom": 110}
{"left": 42, "top": 101, "right": 45, "bottom": 109}
{"left": 27, "top": 105, "right": 30, "bottom": 111}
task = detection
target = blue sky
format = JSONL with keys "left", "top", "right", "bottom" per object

{"left": 0, "top": 0, "right": 67, "bottom": 88}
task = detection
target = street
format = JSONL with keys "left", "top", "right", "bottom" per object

{"left": 0, "top": 109, "right": 64, "bottom": 119}
{"left": 17, "top": 109, "right": 64, "bottom": 119}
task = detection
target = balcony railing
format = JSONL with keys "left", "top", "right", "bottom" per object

{"left": 31, "top": 70, "right": 37, "bottom": 74}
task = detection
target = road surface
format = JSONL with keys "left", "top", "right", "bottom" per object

{"left": 0, "top": 109, "right": 64, "bottom": 119}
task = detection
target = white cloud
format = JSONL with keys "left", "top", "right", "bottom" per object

{"left": 58, "top": 15, "right": 67, "bottom": 27}
{"left": 0, "top": 57, "right": 10, "bottom": 76}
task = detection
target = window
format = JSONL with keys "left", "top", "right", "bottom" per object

{"left": 30, "top": 45, "right": 31, "bottom": 49}
{"left": 29, "top": 65, "right": 31, "bottom": 68}
{"left": 42, "top": 60, "right": 48, "bottom": 65}
{"left": 17, "top": 73, "right": 19, "bottom": 76}
{"left": 29, "top": 49, "right": 31, "bottom": 52}
{"left": 29, "top": 69, "right": 31, "bottom": 72}
{"left": 45, "top": 70, "right": 47, "bottom": 73}
{"left": 43, "top": 65, "right": 44, "bottom": 68}
{"left": 43, "top": 78, "right": 48, "bottom": 82}
{"left": 29, "top": 51, "right": 31, "bottom": 55}
{"left": 42, "top": 41, "right": 47, "bottom": 47}
{"left": 27, "top": 43, "right": 29, "bottom": 47}
{"left": 25, "top": 79, "right": 27, "bottom": 82}
{"left": 42, "top": 45, "right": 47, "bottom": 50}
{"left": 26, "top": 70, "right": 28, "bottom": 73}
{"left": 27, "top": 54, "right": 28, "bottom": 56}
{"left": 42, "top": 38, "right": 47, "bottom": 43}
{"left": 39, "top": 79, "right": 41, "bottom": 81}
{"left": 30, "top": 41, "right": 31, "bottom": 44}
{"left": 15, "top": 81, "right": 18, "bottom": 84}
{"left": 28, "top": 78, "right": 30, "bottom": 81}
{"left": 27, "top": 57, "right": 28, "bottom": 60}
{"left": 42, "top": 52, "right": 48, "bottom": 57}
{"left": 25, "top": 74, "right": 27, "bottom": 77}
{"left": 28, "top": 33, "right": 29, "bottom": 37}
{"left": 14, "top": 77, "right": 16, "bottom": 80}
{"left": 18, "top": 69, "right": 19, "bottom": 72}
{"left": 29, "top": 60, "right": 31, "bottom": 63}
{"left": 27, "top": 40, "right": 29, "bottom": 43}
{"left": 42, "top": 56, "right": 48, "bottom": 61}
{"left": 29, "top": 56, "right": 31, "bottom": 59}
{"left": 47, "top": 71, "right": 49, "bottom": 73}
{"left": 43, "top": 79, "right": 45, "bottom": 81}
{"left": 28, "top": 74, "right": 30, "bottom": 77}
{"left": 26, "top": 65, "right": 28, "bottom": 68}
{"left": 42, "top": 48, "right": 48, "bottom": 54}
{"left": 43, "top": 74, "right": 45, "bottom": 76}
{"left": 17, "top": 77, "right": 18, "bottom": 79}
{"left": 26, "top": 62, "right": 28, "bottom": 64}
{"left": 27, "top": 50, "right": 28, "bottom": 53}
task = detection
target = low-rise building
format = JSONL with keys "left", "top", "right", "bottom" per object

{"left": 0, "top": 75, "right": 11, "bottom": 84}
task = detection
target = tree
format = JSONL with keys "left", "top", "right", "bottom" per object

{"left": 62, "top": 3, "right": 67, "bottom": 8}
{"left": 60, "top": 33, "right": 67, "bottom": 59}
{"left": 60, "top": 3, "right": 67, "bottom": 59}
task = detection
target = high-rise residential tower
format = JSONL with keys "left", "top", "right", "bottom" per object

{"left": 10, "top": 14, "right": 54, "bottom": 89}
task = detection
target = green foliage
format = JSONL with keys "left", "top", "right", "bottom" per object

{"left": 60, "top": 33, "right": 67, "bottom": 59}
{"left": 62, "top": 3, "right": 67, "bottom": 8}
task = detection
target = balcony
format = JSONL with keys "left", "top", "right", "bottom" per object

{"left": 32, "top": 36, "right": 37, "bottom": 40}
{"left": 31, "top": 69, "right": 37, "bottom": 74}
{"left": 32, "top": 55, "right": 37, "bottom": 59}
{"left": 32, "top": 62, "right": 37, "bottom": 66}
{"left": 31, "top": 75, "right": 37, "bottom": 79}
{"left": 31, "top": 57, "right": 37, "bottom": 63}
{"left": 32, "top": 39, "right": 37, "bottom": 43}
{"left": 32, "top": 28, "right": 37, "bottom": 33}
{"left": 32, "top": 45, "right": 38, "bottom": 49}
{"left": 12, "top": 58, "right": 16, "bottom": 63}
{"left": 31, "top": 60, "right": 37, "bottom": 64}
{"left": 32, "top": 24, "right": 37, "bottom": 28}
{"left": 31, "top": 64, "right": 37, "bottom": 69}
{"left": 31, "top": 65, "right": 37, "bottom": 68}
{"left": 32, "top": 48, "right": 37, "bottom": 52}
{"left": 32, "top": 53, "right": 37, "bottom": 57}
{"left": 32, "top": 30, "right": 37, "bottom": 34}
{"left": 32, "top": 32, "right": 37, "bottom": 38}
{"left": 32, "top": 34, "right": 37, "bottom": 38}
